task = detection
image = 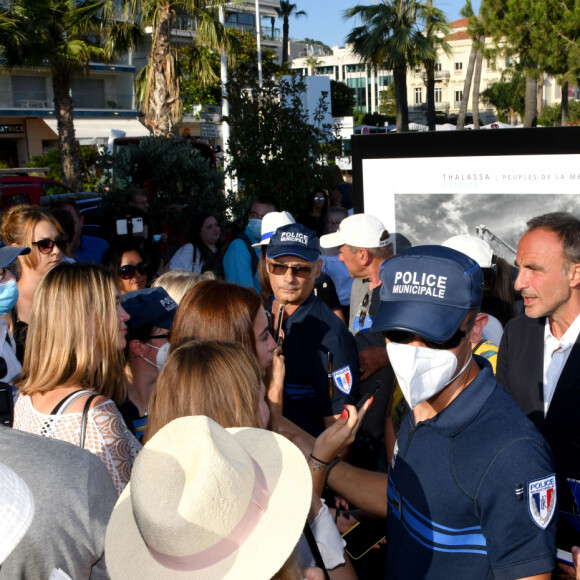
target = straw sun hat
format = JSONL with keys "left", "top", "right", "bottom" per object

{"left": 105, "top": 416, "right": 312, "bottom": 579}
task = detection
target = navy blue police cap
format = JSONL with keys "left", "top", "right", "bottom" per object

{"left": 372, "top": 245, "right": 484, "bottom": 342}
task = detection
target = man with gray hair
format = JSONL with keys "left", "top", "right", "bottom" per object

{"left": 320, "top": 213, "right": 395, "bottom": 470}
{"left": 498, "top": 211, "right": 580, "bottom": 564}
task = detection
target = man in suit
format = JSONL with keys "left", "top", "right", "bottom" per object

{"left": 497, "top": 211, "right": 580, "bottom": 558}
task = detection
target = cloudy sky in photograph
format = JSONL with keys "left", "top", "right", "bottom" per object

{"left": 394, "top": 193, "right": 580, "bottom": 261}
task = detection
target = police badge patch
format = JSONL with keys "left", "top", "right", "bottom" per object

{"left": 332, "top": 366, "right": 353, "bottom": 394}
{"left": 527, "top": 475, "right": 557, "bottom": 529}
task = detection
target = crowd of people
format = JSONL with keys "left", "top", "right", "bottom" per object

{"left": 0, "top": 191, "right": 580, "bottom": 580}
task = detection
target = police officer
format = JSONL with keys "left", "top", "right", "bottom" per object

{"left": 267, "top": 223, "right": 359, "bottom": 436}
{"left": 311, "top": 245, "right": 557, "bottom": 579}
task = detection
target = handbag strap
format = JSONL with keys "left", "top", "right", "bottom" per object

{"left": 79, "top": 394, "right": 98, "bottom": 449}
{"left": 303, "top": 522, "right": 330, "bottom": 580}
{"left": 50, "top": 389, "right": 86, "bottom": 415}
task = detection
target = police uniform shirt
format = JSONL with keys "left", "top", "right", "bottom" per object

{"left": 386, "top": 362, "right": 556, "bottom": 579}
{"left": 280, "top": 292, "right": 359, "bottom": 436}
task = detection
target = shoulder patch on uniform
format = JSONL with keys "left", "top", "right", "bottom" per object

{"left": 332, "top": 366, "right": 353, "bottom": 394}
{"left": 527, "top": 474, "right": 557, "bottom": 529}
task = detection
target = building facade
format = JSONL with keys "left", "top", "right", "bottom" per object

{"left": 0, "top": 1, "right": 282, "bottom": 167}
{"left": 290, "top": 18, "right": 565, "bottom": 124}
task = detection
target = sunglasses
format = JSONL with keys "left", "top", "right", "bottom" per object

{"left": 33, "top": 236, "right": 68, "bottom": 254}
{"left": 267, "top": 261, "right": 315, "bottom": 279}
{"left": 118, "top": 261, "right": 149, "bottom": 280}
{"left": 141, "top": 333, "right": 170, "bottom": 341}
{"left": 314, "top": 196, "right": 326, "bottom": 201}
{"left": 384, "top": 316, "right": 477, "bottom": 351}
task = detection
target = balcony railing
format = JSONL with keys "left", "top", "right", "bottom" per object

{"left": 0, "top": 89, "right": 135, "bottom": 110}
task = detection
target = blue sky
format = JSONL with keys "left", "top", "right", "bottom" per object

{"left": 288, "top": 0, "right": 481, "bottom": 47}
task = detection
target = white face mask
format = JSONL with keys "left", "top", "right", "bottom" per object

{"left": 387, "top": 342, "right": 472, "bottom": 409}
{"left": 142, "top": 342, "right": 170, "bottom": 370}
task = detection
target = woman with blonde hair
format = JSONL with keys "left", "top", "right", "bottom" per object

{"left": 144, "top": 340, "right": 363, "bottom": 579}
{"left": 1, "top": 204, "right": 67, "bottom": 360}
{"left": 151, "top": 268, "right": 214, "bottom": 304}
{"left": 13, "top": 262, "right": 141, "bottom": 494}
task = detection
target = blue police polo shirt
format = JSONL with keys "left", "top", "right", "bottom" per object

{"left": 279, "top": 292, "right": 359, "bottom": 436}
{"left": 386, "top": 362, "right": 556, "bottom": 579}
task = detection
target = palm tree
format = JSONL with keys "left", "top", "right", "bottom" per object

{"left": 0, "top": 0, "right": 141, "bottom": 190}
{"left": 136, "top": 0, "right": 234, "bottom": 136}
{"left": 456, "top": 1, "right": 485, "bottom": 130}
{"left": 305, "top": 56, "right": 321, "bottom": 75}
{"left": 275, "top": 1, "right": 306, "bottom": 64}
{"left": 345, "top": 0, "right": 435, "bottom": 132}
{"left": 423, "top": 1, "right": 451, "bottom": 130}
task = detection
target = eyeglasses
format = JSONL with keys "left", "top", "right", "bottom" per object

{"left": 32, "top": 236, "right": 68, "bottom": 254}
{"left": 118, "top": 261, "right": 149, "bottom": 280}
{"left": 383, "top": 316, "right": 477, "bottom": 350}
{"left": 267, "top": 260, "right": 315, "bottom": 279}
{"left": 314, "top": 196, "right": 326, "bottom": 201}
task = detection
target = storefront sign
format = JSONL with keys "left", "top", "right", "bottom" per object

{"left": 0, "top": 125, "right": 25, "bottom": 134}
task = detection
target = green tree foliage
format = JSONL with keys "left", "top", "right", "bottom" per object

{"left": 106, "top": 138, "right": 225, "bottom": 242}
{"left": 481, "top": 0, "right": 541, "bottom": 127}
{"left": 528, "top": 0, "right": 580, "bottom": 125}
{"left": 330, "top": 81, "right": 356, "bottom": 117}
{"left": 480, "top": 69, "right": 526, "bottom": 124}
{"left": 344, "top": 0, "right": 436, "bottom": 132}
{"left": 379, "top": 83, "right": 397, "bottom": 117}
{"left": 27, "top": 147, "right": 100, "bottom": 189}
{"left": 225, "top": 74, "right": 339, "bottom": 219}
{"left": 0, "top": 0, "right": 141, "bottom": 190}
{"left": 179, "top": 44, "right": 222, "bottom": 113}
{"left": 538, "top": 101, "right": 580, "bottom": 126}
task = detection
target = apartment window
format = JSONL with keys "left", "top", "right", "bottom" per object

{"left": 454, "top": 62, "right": 463, "bottom": 71}
{"left": 435, "top": 87, "right": 442, "bottom": 103}
{"left": 71, "top": 78, "right": 105, "bottom": 108}
{"left": 435, "top": 62, "right": 442, "bottom": 72}
{"left": 455, "top": 90, "right": 463, "bottom": 103}
{"left": 12, "top": 76, "right": 47, "bottom": 107}
{"left": 414, "top": 87, "right": 422, "bottom": 105}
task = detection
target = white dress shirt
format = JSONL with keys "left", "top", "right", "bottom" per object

{"left": 543, "top": 313, "right": 580, "bottom": 415}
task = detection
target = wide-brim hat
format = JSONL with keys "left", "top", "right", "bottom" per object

{"left": 0, "top": 462, "right": 35, "bottom": 564}
{"left": 105, "top": 416, "right": 312, "bottom": 579}
{"left": 373, "top": 245, "right": 483, "bottom": 342}
{"left": 320, "top": 214, "right": 391, "bottom": 249}
{"left": 0, "top": 246, "right": 30, "bottom": 269}
{"left": 251, "top": 212, "right": 295, "bottom": 247}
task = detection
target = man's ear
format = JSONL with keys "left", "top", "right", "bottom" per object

{"left": 471, "top": 313, "right": 488, "bottom": 345}
{"left": 568, "top": 262, "right": 580, "bottom": 288}
{"left": 316, "top": 258, "right": 323, "bottom": 278}
{"left": 360, "top": 248, "right": 373, "bottom": 267}
{"left": 128, "top": 339, "right": 147, "bottom": 357}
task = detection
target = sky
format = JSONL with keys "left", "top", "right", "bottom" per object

{"left": 288, "top": 0, "right": 481, "bottom": 48}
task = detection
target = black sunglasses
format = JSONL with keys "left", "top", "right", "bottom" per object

{"left": 33, "top": 236, "right": 68, "bottom": 254}
{"left": 141, "top": 333, "right": 170, "bottom": 341}
{"left": 384, "top": 316, "right": 477, "bottom": 351}
{"left": 118, "top": 261, "right": 149, "bottom": 280}
{"left": 267, "top": 261, "right": 314, "bottom": 279}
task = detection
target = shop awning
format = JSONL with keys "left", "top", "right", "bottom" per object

{"left": 42, "top": 118, "right": 150, "bottom": 145}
